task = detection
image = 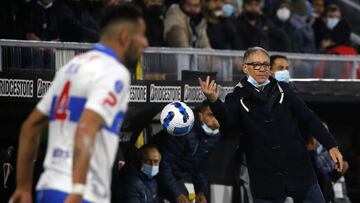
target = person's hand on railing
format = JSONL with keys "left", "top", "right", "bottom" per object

{"left": 198, "top": 76, "right": 218, "bottom": 103}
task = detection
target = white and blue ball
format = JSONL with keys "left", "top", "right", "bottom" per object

{"left": 160, "top": 101, "right": 194, "bottom": 136}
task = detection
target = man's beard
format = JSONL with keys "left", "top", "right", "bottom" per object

{"left": 124, "top": 40, "right": 139, "bottom": 73}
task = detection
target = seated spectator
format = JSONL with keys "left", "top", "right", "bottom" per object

{"left": 236, "top": 0, "right": 291, "bottom": 51}
{"left": 135, "top": 0, "right": 166, "bottom": 47}
{"left": 311, "top": 0, "right": 326, "bottom": 19}
{"left": 313, "top": 4, "right": 354, "bottom": 53}
{"left": 25, "top": 0, "right": 59, "bottom": 41}
{"left": 153, "top": 100, "right": 221, "bottom": 203}
{"left": 202, "top": 0, "right": 243, "bottom": 50}
{"left": 55, "top": 0, "right": 99, "bottom": 42}
{"left": 24, "top": 0, "right": 58, "bottom": 69}
{"left": 307, "top": 135, "right": 351, "bottom": 203}
{"left": 164, "top": 0, "right": 211, "bottom": 48}
{"left": 313, "top": 5, "right": 358, "bottom": 78}
{"left": 272, "top": 1, "right": 316, "bottom": 53}
{"left": 118, "top": 144, "right": 162, "bottom": 203}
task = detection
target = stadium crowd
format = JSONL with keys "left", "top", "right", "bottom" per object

{"left": 0, "top": 0, "right": 359, "bottom": 55}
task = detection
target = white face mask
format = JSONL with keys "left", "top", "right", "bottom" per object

{"left": 223, "top": 4, "right": 234, "bottom": 17}
{"left": 201, "top": 124, "right": 220, "bottom": 136}
{"left": 247, "top": 75, "right": 270, "bottom": 88}
{"left": 274, "top": 70, "right": 290, "bottom": 83}
{"left": 327, "top": 17, "right": 340, "bottom": 30}
{"left": 37, "top": 0, "right": 53, "bottom": 9}
{"left": 277, "top": 8, "right": 291, "bottom": 22}
{"left": 214, "top": 10, "right": 224, "bottom": 17}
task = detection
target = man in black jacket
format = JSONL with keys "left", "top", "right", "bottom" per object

{"left": 155, "top": 101, "right": 221, "bottom": 203}
{"left": 236, "top": 0, "right": 291, "bottom": 52}
{"left": 198, "top": 47, "right": 344, "bottom": 203}
{"left": 118, "top": 144, "right": 161, "bottom": 203}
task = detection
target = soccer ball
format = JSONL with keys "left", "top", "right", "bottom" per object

{"left": 160, "top": 101, "right": 195, "bottom": 136}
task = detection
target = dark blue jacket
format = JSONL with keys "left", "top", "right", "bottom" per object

{"left": 209, "top": 76, "right": 338, "bottom": 198}
{"left": 118, "top": 164, "right": 160, "bottom": 203}
{"left": 156, "top": 120, "right": 221, "bottom": 201}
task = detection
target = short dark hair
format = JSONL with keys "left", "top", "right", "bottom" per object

{"left": 136, "top": 144, "right": 160, "bottom": 165}
{"left": 100, "top": 4, "right": 143, "bottom": 34}
{"left": 243, "top": 0, "right": 261, "bottom": 4}
{"left": 197, "top": 100, "right": 211, "bottom": 113}
{"left": 270, "top": 55, "right": 288, "bottom": 68}
{"left": 326, "top": 4, "right": 340, "bottom": 14}
{"left": 243, "top": 47, "right": 270, "bottom": 63}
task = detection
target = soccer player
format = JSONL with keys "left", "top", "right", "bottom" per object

{"left": 9, "top": 4, "right": 148, "bottom": 203}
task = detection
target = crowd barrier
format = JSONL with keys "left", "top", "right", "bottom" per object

{"left": 1, "top": 39, "right": 360, "bottom": 80}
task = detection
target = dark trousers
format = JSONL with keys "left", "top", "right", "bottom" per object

{"left": 254, "top": 182, "right": 326, "bottom": 203}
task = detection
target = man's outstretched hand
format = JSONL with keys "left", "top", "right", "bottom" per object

{"left": 329, "top": 147, "right": 344, "bottom": 173}
{"left": 198, "top": 76, "right": 218, "bottom": 102}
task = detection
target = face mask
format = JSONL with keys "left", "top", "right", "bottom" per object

{"left": 141, "top": 164, "right": 159, "bottom": 177}
{"left": 276, "top": 8, "right": 291, "bottom": 22}
{"left": 189, "top": 13, "right": 203, "bottom": 25}
{"left": 148, "top": 5, "right": 164, "bottom": 17}
{"left": 37, "top": 0, "right": 53, "bottom": 9}
{"left": 223, "top": 4, "right": 234, "bottom": 17}
{"left": 247, "top": 75, "right": 270, "bottom": 88}
{"left": 316, "top": 144, "right": 324, "bottom": 155}
{"left": 274, "top": 70, "right": 290, "bottom": 83}
{"left": 213, "top": 9, "right": 224, "bottom": 17}
{"left": 327, "top": 17, "right": 340, "bottom": 30}
{"left": 245, "top": 11, "right": 259, "bottom": 21}
{"left": 312, "top": 12, "right": 319, "bottom": 18}
{"left": 201, "top": 124, "right": 220, "bottom": 136}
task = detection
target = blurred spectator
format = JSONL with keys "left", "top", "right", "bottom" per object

{"left": 311, "top": 0, "right": 325, "bottom": 19}
{"left": 23, "top": 0, "right": 58, "bottom": 69}
{"left": 270, "top": 54, "right": 290, "bottom": 83}
{"left": 164, "top": 0, "right": 211, "bottom": 48}
{"left": 272, "top": 1, "right": 316, "bottom": 53}
{"left": 25, "top": 0, "right": 59, "bottom": 41}
{"left": 135, "top": 0, "right": 166, "bottom": 46}
{"left": 264, "top": 0, "right": 307, "bottom": 17}
{"left": 313, "top": 5, "right": 358, "bottom": 79}
{"left": 117, "top": 144, "right": 162, "bottom": 203}
{"left": 153, "top": 101, "right": 221, "bottom": 203}
{"left": 313, "top": 4, "right": 353, "bottom": 52}
{"left": 55, "top": 0, "right": 99, "bottom": 42}
{"left": 290, "top": 0, "right": 307, "bottom": 17}
{"left": 202, "top": 0, "right": 243, "bottom": 49}
{"left": 0, "top": 0, "right": 30, "bottom": 39}
{"left": 307, "top": 135, "right": 351, "bottom": 203}
{"left": 236, "top": 0, "right": 291, "bottom": 51}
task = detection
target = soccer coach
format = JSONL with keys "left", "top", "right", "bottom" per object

{"left": 199, "top": 47, "right": 344, "bottom": 203}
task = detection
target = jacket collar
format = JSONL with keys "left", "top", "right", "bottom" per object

{"left": 236, "top": 76, "right": 285, "bottom": 112}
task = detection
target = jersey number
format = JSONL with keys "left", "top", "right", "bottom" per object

{"left": 55, "top": 81, "right": 71, "bottom": 120}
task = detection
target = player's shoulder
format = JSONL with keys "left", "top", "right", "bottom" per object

{"left": 77, "top": 50, "right": 130, "bottom": 79}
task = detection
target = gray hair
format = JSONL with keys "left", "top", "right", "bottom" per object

{"left": 243, "top": 47, "right": 270, "bottom": 63}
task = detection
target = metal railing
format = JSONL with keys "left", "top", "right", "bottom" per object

{"left": 1, "top": 39, "right": 360, "bottom": 81}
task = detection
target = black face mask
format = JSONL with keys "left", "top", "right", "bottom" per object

{"left": 148, "top": 5, "right": 165, "bottom": 18}
{"left": 244, "top": 11, "right": 259, "bottom": 21}
{"left": 181, "top": 5, "right": 203, "bottom": 25}
{"left": 189, "top": 13, "right": 203, "bottom": 25}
